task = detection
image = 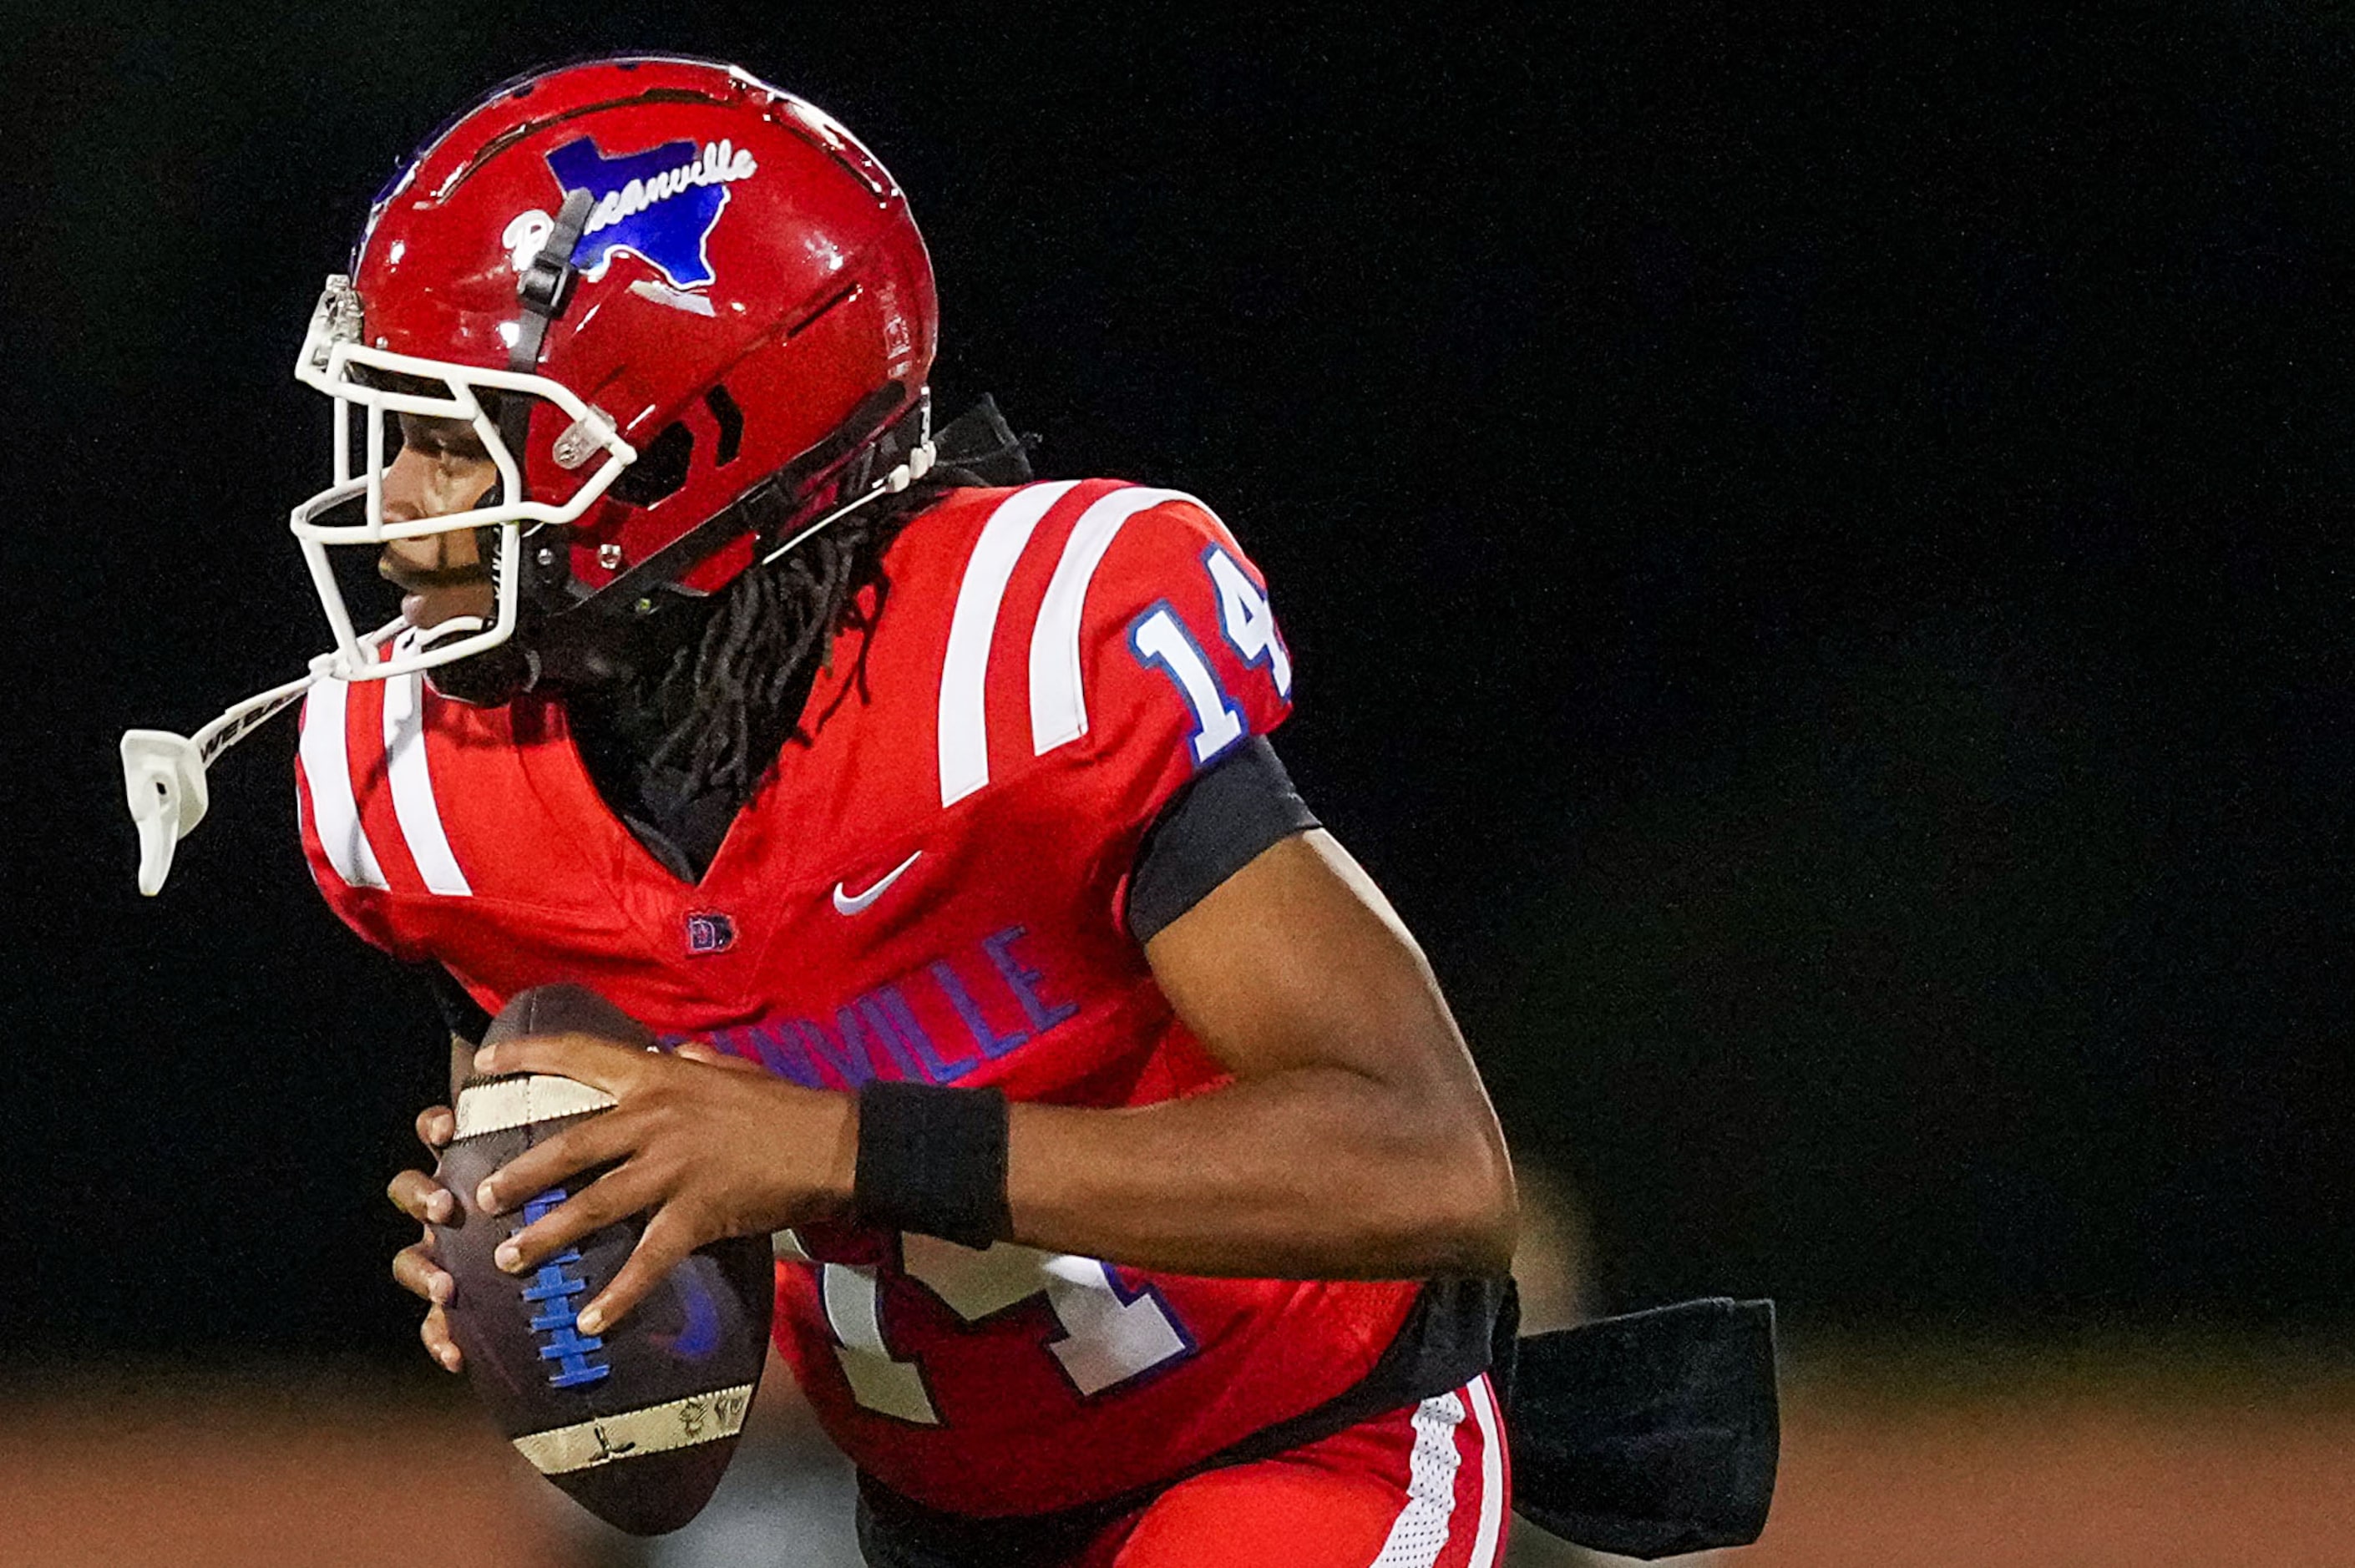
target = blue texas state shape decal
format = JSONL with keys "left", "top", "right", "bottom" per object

{"left": 502, "top": 136, "right": 760, "bottom": 291}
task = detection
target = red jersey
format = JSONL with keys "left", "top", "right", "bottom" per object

{"left": 295, "top": 479, "right": 1423, "bottom": 1516}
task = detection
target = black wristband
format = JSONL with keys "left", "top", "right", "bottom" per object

{"left": 853, "top": 1081, "right": 1011, "bottom": 1249}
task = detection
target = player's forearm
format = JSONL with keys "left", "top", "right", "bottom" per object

{"left": 1002, "top": 1065, "right": 1516, "bottom": 1278}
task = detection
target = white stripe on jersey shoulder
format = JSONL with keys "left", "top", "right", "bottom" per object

{"left": 1030, "top": 486, "right": 1221, "bottom": 757}
{"left": 382, "top": 639, "right": 472, "bottom": 897}
{"left": 937, "top": 479, "right": 1084, "bottom": 807}
{"left": 296, "top": 674, "right": 387, "bottom": 891}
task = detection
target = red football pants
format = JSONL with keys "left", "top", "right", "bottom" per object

{"left": 1077, "top": 1374, "right": 1510, "bottom": 1568}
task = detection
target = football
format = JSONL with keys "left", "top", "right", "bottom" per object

{"left": 432, "top": 983, "right": 775, "bottom": 1535}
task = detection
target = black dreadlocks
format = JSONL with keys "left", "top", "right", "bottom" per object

{"left": 641, "top": 478, "right": 938, "bottom": 804}
{"left": 562, "top": 397, "right": 1032, "bottom": 870}
{"left": 552, "top": 483, "right": 938, "bottom": 883}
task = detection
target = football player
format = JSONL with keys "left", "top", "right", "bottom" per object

{"left": 298, "top": 56, "right": 1517, "bottom": 1566}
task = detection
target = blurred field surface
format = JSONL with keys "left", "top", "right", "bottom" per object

{"left": 1740, "top": 1339, "right": 2355, "bottom": 1568}
{"left": 0, "top": 1363, "right": 570, "bottom": 1568}
{"left": 3, "top": 1343, "right": 2350, "bottom": 1568}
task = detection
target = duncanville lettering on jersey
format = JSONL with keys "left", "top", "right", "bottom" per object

{"left": 672, "top": 924, "right": 1079, "bottom": 1089}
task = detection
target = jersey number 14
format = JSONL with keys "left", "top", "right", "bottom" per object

{"left": 799, "top": 1233, "right": 1196, "bottom": 1424}
{"left": 1129, "top": 547, "right": 1292, "bottom": 766}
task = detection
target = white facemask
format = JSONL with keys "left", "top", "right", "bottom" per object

{"left": 120, "top": 276, "right": 929, "bottom": 896}
{"left": 115, "top": 275, "right": 637, "bottom": 896}
{"left": 289, "top": 274, "right": 637, "bottom": 683}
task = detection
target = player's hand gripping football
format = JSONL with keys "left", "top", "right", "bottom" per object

{"left": 387, "top": 1102, "right": 466, "bottom": 1369}
{"left": 387, "top": 1038, "right": 857, "bottom": 1363}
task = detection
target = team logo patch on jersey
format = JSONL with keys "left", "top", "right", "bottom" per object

{"left": 685, "top": 911, "right": 737, "bottom": 956}
{"left": 503, "top": 136, "right": 758, "bottom": 291}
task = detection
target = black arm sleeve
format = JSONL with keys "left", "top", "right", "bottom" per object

{"left": 1124, "top": 736, "right": 1319, "bottom": 943}
{"left": 419, "top": 963, "right": 493, "bottom": 1045}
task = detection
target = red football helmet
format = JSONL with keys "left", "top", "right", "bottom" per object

{"left": 290, "top": 54, "right": 939, "bottom": 682}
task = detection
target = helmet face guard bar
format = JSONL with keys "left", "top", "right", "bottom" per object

{"left": 287, "top": 271, "right": 636, "bottom": 684}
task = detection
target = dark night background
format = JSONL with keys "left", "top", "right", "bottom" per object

{"left": 0, "top": 3, "right": 2346, "bottom": 1372}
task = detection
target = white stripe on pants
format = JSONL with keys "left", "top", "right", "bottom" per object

{"left": 1368, "top": 1374, "right": 1502, "bottom": 1568}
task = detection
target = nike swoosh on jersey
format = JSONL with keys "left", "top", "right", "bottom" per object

{"left": 833, "top": 850, "right": 923, "bottom": 916}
